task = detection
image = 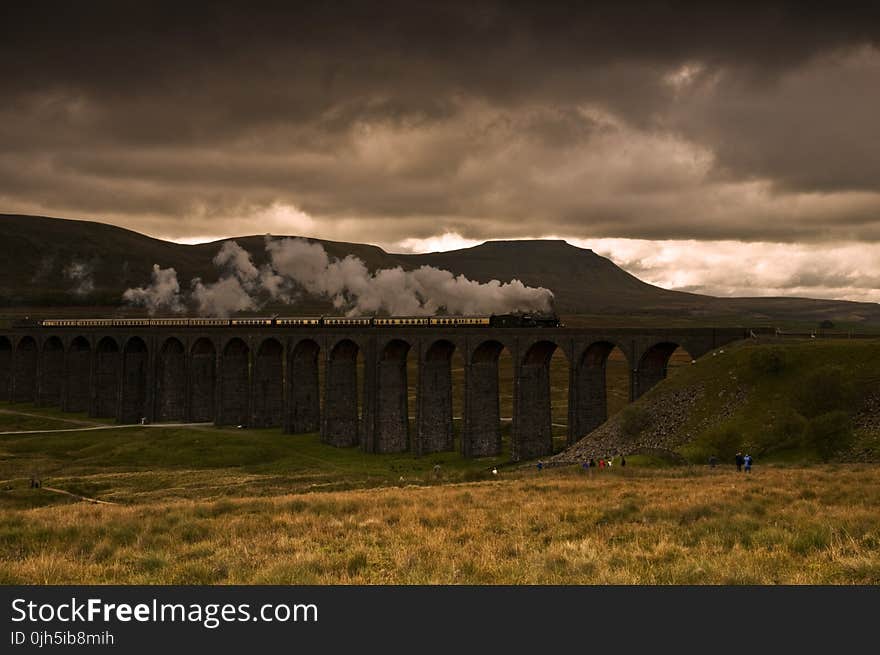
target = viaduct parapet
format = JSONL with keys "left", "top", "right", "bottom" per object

{"left": 0, "top": 326, "right": 747, "bottom": 460}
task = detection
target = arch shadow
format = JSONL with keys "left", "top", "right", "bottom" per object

{"left": 157, "top": 338, "right": 186, "bottom": 422}
{"left": 38, "top": 336, "right": 64, "bottom": 406}
{"left": 634, "top": 342, "right": 692, "bottom": 400}
{"left": 92, "top": 337, "right": 119, "bottom": 418}
{"left": 219, "top": 338, "right": 249, "bottom": 426}
{"left": 417, "top": 339, "right": 456, "bottom": 455}
{"left": 65, "top": 337, "right": 91, "bottom": 412}
{"left": 375, "top": 338, "right": 411, "bottom": 453}
{"left": 120, "top": 337, "right": 148, "bottom": 423}
{"left": 0, "top": 337, "right": 10, "bottom": 401}
{"left": 252, "top": 338, "right": 283, "bottom": 428}
{"left": 190, "top": 338, "right": 216, "bottom": 422}
{"left": 285, "top": 339, "right": 320, "bottom": 434}
{"left": 322, "top": 339, "right": 360, "bottom": 447}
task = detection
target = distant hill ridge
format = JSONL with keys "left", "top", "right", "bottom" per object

{"left": 2, "top": 213, "right": 880, "bottom": 325}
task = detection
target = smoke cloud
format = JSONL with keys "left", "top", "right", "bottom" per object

{"left": 122, "top": 264, "right": 185, "bottom": 314}
{"left": 64, "top": 260, "right": 95, "bottom": 297}
{"left": 188, "top": 241, "right": 261, "bottom": 315}
{"left": 122, "top": 238, "right": 554, "bottom": 316}
{"left": 265, "top": 238, "right": 554, "bottom": 315}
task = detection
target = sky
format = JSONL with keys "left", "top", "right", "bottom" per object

{"left": 2, "top": 1, "right": 880, "bottom": 301}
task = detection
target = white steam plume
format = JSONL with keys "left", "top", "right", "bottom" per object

{"left": 64, "top": 260, "right": 96, "bottom": 297}
{"left": 265, "top": 238, "right": 554, "bottom": 316}
{"left": 122, "top": 264, "right": 185, "bottom": 314}
{"left": 191, "top": 276, "right": 257, "bottom": 316}
{"left": 190, "top": 241, "right": 261, "bottom": 316}
{"left": 123, "top": 238, "right": 554, "bottom": 316}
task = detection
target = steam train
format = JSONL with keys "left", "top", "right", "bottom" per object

{"left": 16, "top": 313, "right": 562, "bottom": 329}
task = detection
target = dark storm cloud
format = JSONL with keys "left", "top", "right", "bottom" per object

{"left": 2, "top": 1, "right": 880, "bottom": 245}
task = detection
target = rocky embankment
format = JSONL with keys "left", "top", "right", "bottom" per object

{"left": 850, "top": 391, "right": 880, "bottom": 462}
{"left": 553, "top": 383, "right": 749, "bottom": 463}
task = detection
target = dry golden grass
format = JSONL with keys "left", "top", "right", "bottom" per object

{"left": 2, "top": 464, "right": 878, "bottom": 584}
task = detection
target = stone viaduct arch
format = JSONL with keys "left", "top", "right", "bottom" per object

{"left": 0, "top": 336, "right": 10, "bottom": 401}
{"left": 13, "top": 336, "right": 38, "bottom": 403}
{"left": 632, "top": 341, "right": 693, "bottom": 400}
{"left": 120, "top": 336, "right": 149, "bottom": 423}
{"left": 513, "top": 339, "right": 562, "bottom": 461}
{"left": 219, "top": 338, "right": 249, "bottom": 426}
{"left": 252, "top": 338, "right": 283, "bottom": 428}
{"left": 157, "top": 337, "right": 186, "bottom": 422}
{"left": 415, "top": 339, "right": 456, "bottom": 455}
{"left": 375, "top": 338, "right": 411, "bottom": 453}
{"left": 65, "top": 336, "right": 91, "bottom": 413}
{"left": 190, "top": 338, "right": 216, "bottom": 422}
{"left": 569, "top": 340, "right": 627, "bottom": 442}
{"left": 92, "top": 336, "right": 119, "bottom": 418}
{"left": 463, "top": 339, "right": 506, "bottom": 457}
{"left": 0, "top": 324, "right": 747, "bottom": 460}
{"left": 285, "top": 338, "right": 320, "bottom": 434}
{"left": 38, "top": 336, "right": 65, "bottom": 406}
{"left": 322, "top": 338, "right": 361, "bottom": 447}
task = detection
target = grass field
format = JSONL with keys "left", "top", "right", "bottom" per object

{"left": 1, "top": 462, "right": 878, "bottom": 584}
{"left": 2, "top": 336, "right": 879, "bottom": 585}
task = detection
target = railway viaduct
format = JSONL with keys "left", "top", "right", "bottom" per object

{"left": 0, "top": 325, "right": 748, "bottom": 460}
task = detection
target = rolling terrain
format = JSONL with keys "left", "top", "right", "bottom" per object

{"left": 0, "top": 402, "right": 877, "bottom": 584}
{"left": 557, "top": 337, "right": 880, "bottom": 465}
{"left": 1, "top": 337, "right": 879, "bottom": 583}
{"left": 3, "top": 213, "right": 880, "bottom": 326}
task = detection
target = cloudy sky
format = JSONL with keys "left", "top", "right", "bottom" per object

{"left": 2, "top": 2, "right": 880, "bottom": 301}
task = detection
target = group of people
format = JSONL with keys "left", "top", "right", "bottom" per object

{"left": 735, "top": 452, "right": 753, "bottom": 473}
{"left": 579, "top": 455, "right": 625, "bottom": 472}
{"left": 708, "top": 452, "right": 753, "bottom": 472}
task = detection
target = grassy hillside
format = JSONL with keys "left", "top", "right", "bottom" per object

{"left": 4, "top": 213, "right": 880, "bottom": 325}
{"left": 0, "top": 411, "right": 508, "bottom": 510}
{"left": 0, "top": 396, "right": 878, "bottom": 584}
{"left": 560, "top": 338, "right": 880, "bottom": 464}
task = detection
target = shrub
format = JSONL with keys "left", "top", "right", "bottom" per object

{"left": 688, "top": 425, "right": 742, "bottom": 463}
{"left": 619, "top": 405, "right": 651, "bottom": 438}
{"left": 807, "top": 411, "right": 854, "bottom": 462}
{"left": 793, "top": 365, "right": 858, "bottom": 418}
{"left": 749, "top": 347, "right": 787, "bottom": 376}
{"left": 757, "top": 408, "right": 808, "bottom": 455}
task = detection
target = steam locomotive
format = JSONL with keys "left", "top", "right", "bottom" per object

{"left": 15, "top": 313, "right": 562, "bottom": 329}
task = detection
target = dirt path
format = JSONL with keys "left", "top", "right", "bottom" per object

{"left": 0, "top": 408, "right": 103, "bottom": 426}
{"left": 41, "top": 486, "right": 118, "bottom": 505}
{"left": 0, "top": 422, "right": 213, "bottom": 436}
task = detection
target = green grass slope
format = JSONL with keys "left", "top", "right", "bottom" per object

{"left": 0, "top": 406, "right": 508, "bottom": 509}
{"left": 559, "top": 338, "right": 880, "bottom": 465}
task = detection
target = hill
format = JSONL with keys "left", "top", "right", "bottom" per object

{"left": 555, "top": 338, "right": 880, "bottom": 464}
{"left": 3, "top": 213, "right": 880, "bottom": 325}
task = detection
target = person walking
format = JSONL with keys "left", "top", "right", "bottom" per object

{"left": 620, "top": 455, "right": 626, "bottom": 468}
{"left": 735, "top": 452, "right": 744, "bottom": 472}
{"left": 744, "top": 454, "right": 753, "bottom": 473}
